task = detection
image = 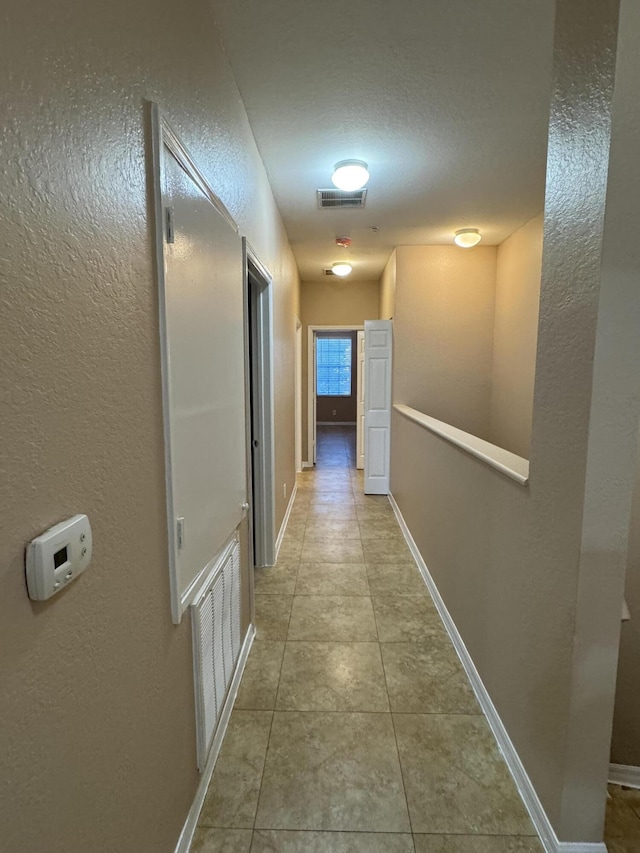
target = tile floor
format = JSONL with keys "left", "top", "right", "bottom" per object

{"left": 191, "top": 426, "right": 545, "bottom": 852}
{"left": 605, "top": 784, "right": 640, "bottom": 852}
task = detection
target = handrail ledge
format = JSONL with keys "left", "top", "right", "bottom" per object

{"left": 394, "top": 403, "right": 530, "bottom": 486}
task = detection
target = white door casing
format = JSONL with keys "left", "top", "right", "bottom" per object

{"left": 364, "top": 320, "right": 393, "bottom": 494}
{"left": 295, "top": 319, "right": 302, "bottom": 473}
{"left": 356, "top": 330, "right": 365, "bottom": 470}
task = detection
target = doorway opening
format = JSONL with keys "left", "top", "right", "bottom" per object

{"left": 307, "top": 325, "right": 364, "bottom": 470}
{"left": 243, "top": 240, "right": 276, "bottom": 569}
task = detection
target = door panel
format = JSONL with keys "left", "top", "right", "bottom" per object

{"left": 364, "top": 320, "right": 392, "bottom": 494}
{"left": 356, "top": 330, "right": 365, "bottom": 469}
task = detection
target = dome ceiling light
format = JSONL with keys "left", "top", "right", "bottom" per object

{"left": 454, "top": 228, "right": 482, "bottom": 248}
{"left": 332, "top": 262, "right": 353, "bottom": 277}
{"left": 331, "top": 160, "right": 370, "bottom": 192}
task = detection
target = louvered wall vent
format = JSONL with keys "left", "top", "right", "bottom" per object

{"left": 191, "top": 535, "right": 241, "bottom": 770}
{"left": 317, "top": 188, "right": 368, "bottom": 209}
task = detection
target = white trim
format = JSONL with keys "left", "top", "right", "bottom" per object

{"left": 160, "top": 113, "right": 238, "bottom": 235}
{"left": 609, "top": 763, "right": 640, "bottom": 788}
{"left": 149, "top": 102, "right": 180, "bottom": 623}
{"left": 302, "top": 461, "right": 314, "bottom": 469}
{"left": 317, "top": 421, "right": 357, "bottom": 426}
{"left": 394, "top": 403, "right": 530, "bottom": 486}
{"left": 174, "top": 624, "right": 255, "bottom": 853}
{"left": 275, "top": 484, "right": 298, "bottom": 560}
{"left": 243, "top": 239, "right": 276, "bottom": 569}
{"left": 388, "top": 492, "right": 606, "bottom": 853}
{"left": 295, "top": 319, "right": 303, "bottom": 474}
{"left": 180, "top": 528, "right": 238, "bottom": 614}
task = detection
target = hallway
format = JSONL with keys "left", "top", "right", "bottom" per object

{"left": 191, "top": 426, "right": 542, "bottom": 852}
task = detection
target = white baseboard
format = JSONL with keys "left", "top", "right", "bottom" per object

{"left": 609, "top": 763, "right": 640, "bottom": 788}
{"left": 275, "top": 483, "right": 298, "bottom": 560}
{"left": 302, "top": 461, "right": 314, "bottom": 469}
{"left": 174, "top": 624, "right": 255, "bottom": 853}
{"left": 388, "top": 492, "right": 607, "bottom": 853}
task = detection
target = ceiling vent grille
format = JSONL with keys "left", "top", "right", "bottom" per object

{"left": 317, "top": 189, "right": 367, "bottom": 209}
{"left": 323, "top": 268, "right": 336, "bottom": 276}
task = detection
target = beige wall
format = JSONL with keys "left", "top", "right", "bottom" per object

{"left": 612, "top": 430, "right": 640, "bottom": 766}
{"left": 0, "top": 2, "right": 298, "bottom": 852}
{"left": 379, "top": 250, "right": 397, "bottom": 320}
{"left": 301, "top": 280, "right": 380, "bottom": 461}
{"left": 393, "top": 246, "right": 498, "bottom": 440}
{"left": 391, "top": 0, "right": 640, "bottom": 842}
{"left": 490, "top": 215, "right": 543, "bottom": 457}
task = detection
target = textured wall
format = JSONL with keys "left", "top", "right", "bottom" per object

{"left": 391, "top": 0, "right": 639, "bottom": 842}
{"left": 490, "top": 215, "right": 543, "bottom": 457}
{"left": 300, "top": 280, "right": 380, "bottom": 461}
{"left": 393, "top": 246, "right": 497, "bottom": 440}
{"left": 0, "top": 1, "right": 298, "bottom": 851}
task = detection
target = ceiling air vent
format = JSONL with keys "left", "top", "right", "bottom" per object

{"left": 317, "top": 189, "right": 368, "bottom": 209}
{"left": 323, "top": 268, "right": 336, "bottom": 276}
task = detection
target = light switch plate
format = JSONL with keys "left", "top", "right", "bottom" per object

{"left": 26, "top": 514, "right": 92, "bottom": 601}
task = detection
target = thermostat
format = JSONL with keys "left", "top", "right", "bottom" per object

{"left": 26, "top": 514, "right": 92, "bottom": 601}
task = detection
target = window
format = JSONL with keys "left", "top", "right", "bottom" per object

{"left": 316, "top": 337, "right": 352, "bottom": 396}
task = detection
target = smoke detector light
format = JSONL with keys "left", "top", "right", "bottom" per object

{"left": 454, "top": 228, "right": 482, "bottom": 248}
{"left": 331, "top": 160, "right": 369, "bottom": 192}
{"left": 332, "top": 262, "right": 353, "bottom": 277}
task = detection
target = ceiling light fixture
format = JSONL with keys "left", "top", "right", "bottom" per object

{"left": 331, "top": 160, "right": 369, "bottom": 192}
{"left": 454, "top": 228, "right": 482, "bottom": 248}
{"left": 332, "top": 262, "right": 353, "bottom": 277}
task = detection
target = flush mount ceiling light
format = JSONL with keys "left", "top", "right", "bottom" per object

{"left": 331, "top": 160, "right": 369, "bottom": 192}
{"left": 454, "top": 228, "right": 482, "bottom": 248}
{"left": 332, "top": 262, "right": 353, "bottom": 277}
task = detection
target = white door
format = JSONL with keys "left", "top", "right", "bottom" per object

{"left": 364, "top": 320, "right": 392, "bottom": 494}
{"left": 356, "top": 330, "right": 365, "bottom": 469}
{"left": 312, "top": 333, "right": 318, "bottom": 464}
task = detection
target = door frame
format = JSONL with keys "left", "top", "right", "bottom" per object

{"left": 307, "top": 324, "right": 364, "bottom": 466}
{"left": 295, "top": 318, "right": 303, "bottom": 473}
{"left": 243, "top": 239, "right": 276, "bottom": 570}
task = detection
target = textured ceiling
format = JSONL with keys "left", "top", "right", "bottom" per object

{"left": 211, "top": 0, "right": 555, "bottom": 281}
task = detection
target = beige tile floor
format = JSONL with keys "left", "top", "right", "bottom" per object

{"left": 605, "top": 784, "right": 640, "bottom": 852}
{"left": 192, "top": 426, "right": 545, "bottom": 853}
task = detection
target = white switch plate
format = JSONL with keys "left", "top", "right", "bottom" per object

{"left": 26, "top": 514, "right": 92, "bottom": 601}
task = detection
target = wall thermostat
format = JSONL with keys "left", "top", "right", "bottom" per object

{"left": 26, "top": 514, "right": 92, "bottom": 601}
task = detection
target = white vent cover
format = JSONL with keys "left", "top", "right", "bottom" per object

{"left": 191, "top": 535, "right": 241, "bottom": 770}
{"left": 317, "top": 189, "right": 368, "bottom": 209}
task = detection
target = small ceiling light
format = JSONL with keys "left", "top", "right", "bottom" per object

{"left": 331, "top": 160, "right": 369, "bottom": 192}
{"left": 332, "top": 262, "right": 353, "bottom": 277}
{"left": 335, "top": 236, "right": 352, "bottom": 248}
{"left": 454, "top": 228, "right": 482, "bottom": 248}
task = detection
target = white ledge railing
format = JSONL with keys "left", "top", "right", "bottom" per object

{"left": 394, "top": 403, "right": 530, "bottom": 486}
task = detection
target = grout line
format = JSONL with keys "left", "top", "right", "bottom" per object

{"left": 251, "top": 707, "right": 276, "bottom": 833}
{"left": 379, "top": 633, "right": 415, "bottom": 837}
